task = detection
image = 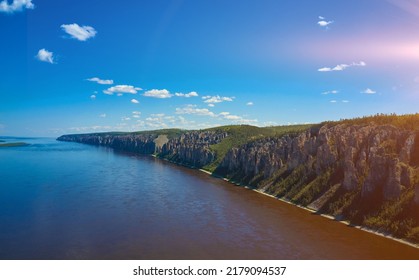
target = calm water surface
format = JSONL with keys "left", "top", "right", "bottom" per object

{"left": 1, "top": 138, "right": 419, "bottom": 259}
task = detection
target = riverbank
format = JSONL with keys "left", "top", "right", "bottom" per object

{"left": 153, "top": 155, "right": 419, "bottom": 250}
{"left": 214, "top": 173, "right": 419, "bottom": 250}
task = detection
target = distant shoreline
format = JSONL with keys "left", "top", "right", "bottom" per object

{"left": 0, "top": 142, "right": 29, "bottom": 148}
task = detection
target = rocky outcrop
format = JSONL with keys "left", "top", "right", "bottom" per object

{"left": 217, "top": 124, "right": 418, "bottom": 202}
{"left": 57, "top": 130, "right": 229, "bottom": 167}
{"left": 159, "top": 130, "right": 228, "bottom": 166}
{"left": 57, "top": 133, "right": 157, "bottom": 154}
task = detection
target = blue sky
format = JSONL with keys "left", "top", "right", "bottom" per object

{"left": 1, "top": 0, "right": 419, "bottom": 136}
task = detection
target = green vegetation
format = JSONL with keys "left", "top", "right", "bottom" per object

{"left": 204, "top": 124, "right": 314, "bottom": 172}
{"left": 132, "top": 128, "right": 185, "bottom": 139}
{"left": 292, "top": 169, "right": 333, "bottom": 205}
{"left": 332, "top": 113, "right": 419, "bottom": 131}
{"left": 364, "top": 188, "right": 416, "bottom": 238}
{"left": 0, "top": 142, "right": 29, "bottom": 147}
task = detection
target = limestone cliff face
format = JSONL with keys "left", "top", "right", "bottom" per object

{"left": 218, "top": 124, "right": 417, "bottom": 202}
{"left": 57, "top": 134, "right": 157, "bottom": 154}
{"left": 159, "top": 130, "right": 228, "bottom": 167}
{"left": 57, "top": 130, "right": 228, "bottom": 167}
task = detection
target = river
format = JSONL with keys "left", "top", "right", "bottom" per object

{"left": 0, "top": 138, "right": 418, "bottom": 259}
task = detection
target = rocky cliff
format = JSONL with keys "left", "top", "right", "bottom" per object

{"left": 57, "top": 119, "right": 419, "bottom": 243}
{"left": 57, "top": 129, "right": 229, "bottom": 167}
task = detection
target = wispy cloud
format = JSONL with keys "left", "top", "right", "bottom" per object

{"left": 61, "top": 23, "right": 97, "bottom": 41}
{"left": 143, "top": 114, "right": 175, "bottom": 128}
{"left": 321, "top": 90, "right": 338, "bottom": 95}
{"left": 0, "top": 0, "right": 34, "bottom": 13}
{"left": 246, "top": 102, "right": 254, "bottom": 106}
{"left": 104, "top": 85, "right": 141, "bottom": 95}
{"left": 202, "top": 95, "right": 234, "bottom": 105}
{"left": 90, "top": 94, "right": 96, "bottom": 99}
{"left": 361, "top": 88, "right": 376, "bottom": 94}
{"left": 330, "top": 100, "right": 350, "bottom": 103}
{"left": 87, "top": 77, "right": 114, "bottom": 85}
{"left": 35, "top": 48, "right": 55, "bottom": 64}
{"left": 67, "top": 125, "right": 113, "bottom": 133}
{"left": 219, "top": 112, "right": 258, "bottom": 124}
{"left": 318, "top": 61, "right": 366, "bottom": 72}
{"left": 175, "top": 104, "right": 217, "bottom": 117}
{"left": 131, "top": 99, "right": 139, "bottom": 104}
{"left": 175, "top": 91, "right": 199, "bottom": 98}
{"left": 143, "top": 89, "right": 173, "bottom": 98}
{"left": 99, "top": 113, "right": 106, "bottom": 118}
{"left": 132, "top": 111, "right": 141, "bottom": 118}
{"left": 317, "top": 16, "right": 333, "bottom": 28}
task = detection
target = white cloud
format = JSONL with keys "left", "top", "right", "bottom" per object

{"left": 202, "top": 95, "right": 234, "bottom": 105}
{"left": 218, "top": 111, "right": 258, "bottom": 124}
{"left": 152, "top": 113, "right": 166, "bottom": 117}
{"left": 131, "top": 99, "right": 139, "bottom": 104}
{"left": 318, "top": 61, "right": 366, "bottom": 72}
{"left": 61, "top": 23, "right": 97, "bottom": 41}
{"left": 208, "top": 104, "right": 215, "bottom": 107}
{"left": 143, "top": 114, "right": 170, "bottom": 128}
{"left": 321, "top": 90, "right": 339, "bottom": 95}
{"left": 175, "top": 104, "right": 217, "bottom": 117}
{"left": 132, "top": 111, "right": 141, "bottom": 115}
{"left": 263, "top": 121, "right": 278, "bottom": 127}
{"left": 342, "top": 100, "right": 350, "bottom": 103}
{"left": 67, "top": 125, "right": 113, "bottom": 133}
{"left": 90, "top": 95, "right": 96, "bottom": 99}
{"left": 99, "top": 113, "right": 106, "bottom": 118}
{"left": 104, "top": 85, "right": 141, "bottom": 95}
{"left": 246, "top": 102, "right": 254, "bottom": 106}
{"left": 224, "top": 114, "right": 242, "bottom": 120}
{"left": 317, "top": 16, "right": 333, "bottom": 28}
{"left": 122, "top": 117, "right": 131, "bottom": 121}
{"left": 0, "top": 0, "right": 34, "bottom": 13}
{"left": 87, "top": 77, "right": 113, "bottom": 85}
{"left": 353, "top": 61, "right": 366, "bottom": 66}
{"left": 318, "top": 20, "right": 333, "bottom": 27}
{"left": 362, "top": 88, "right": 376, "bottom": 94}
{"left": 175, "top": 91, "right": 199, "bottom": 98}
{"left": 143, "top": 89, "right": 173, "bottom": 99}
{"left": 330, "top": 100, "right": 337, "bottom": 103}
{"left": 36, "top": 48, "right": 55, "bottom": 64}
